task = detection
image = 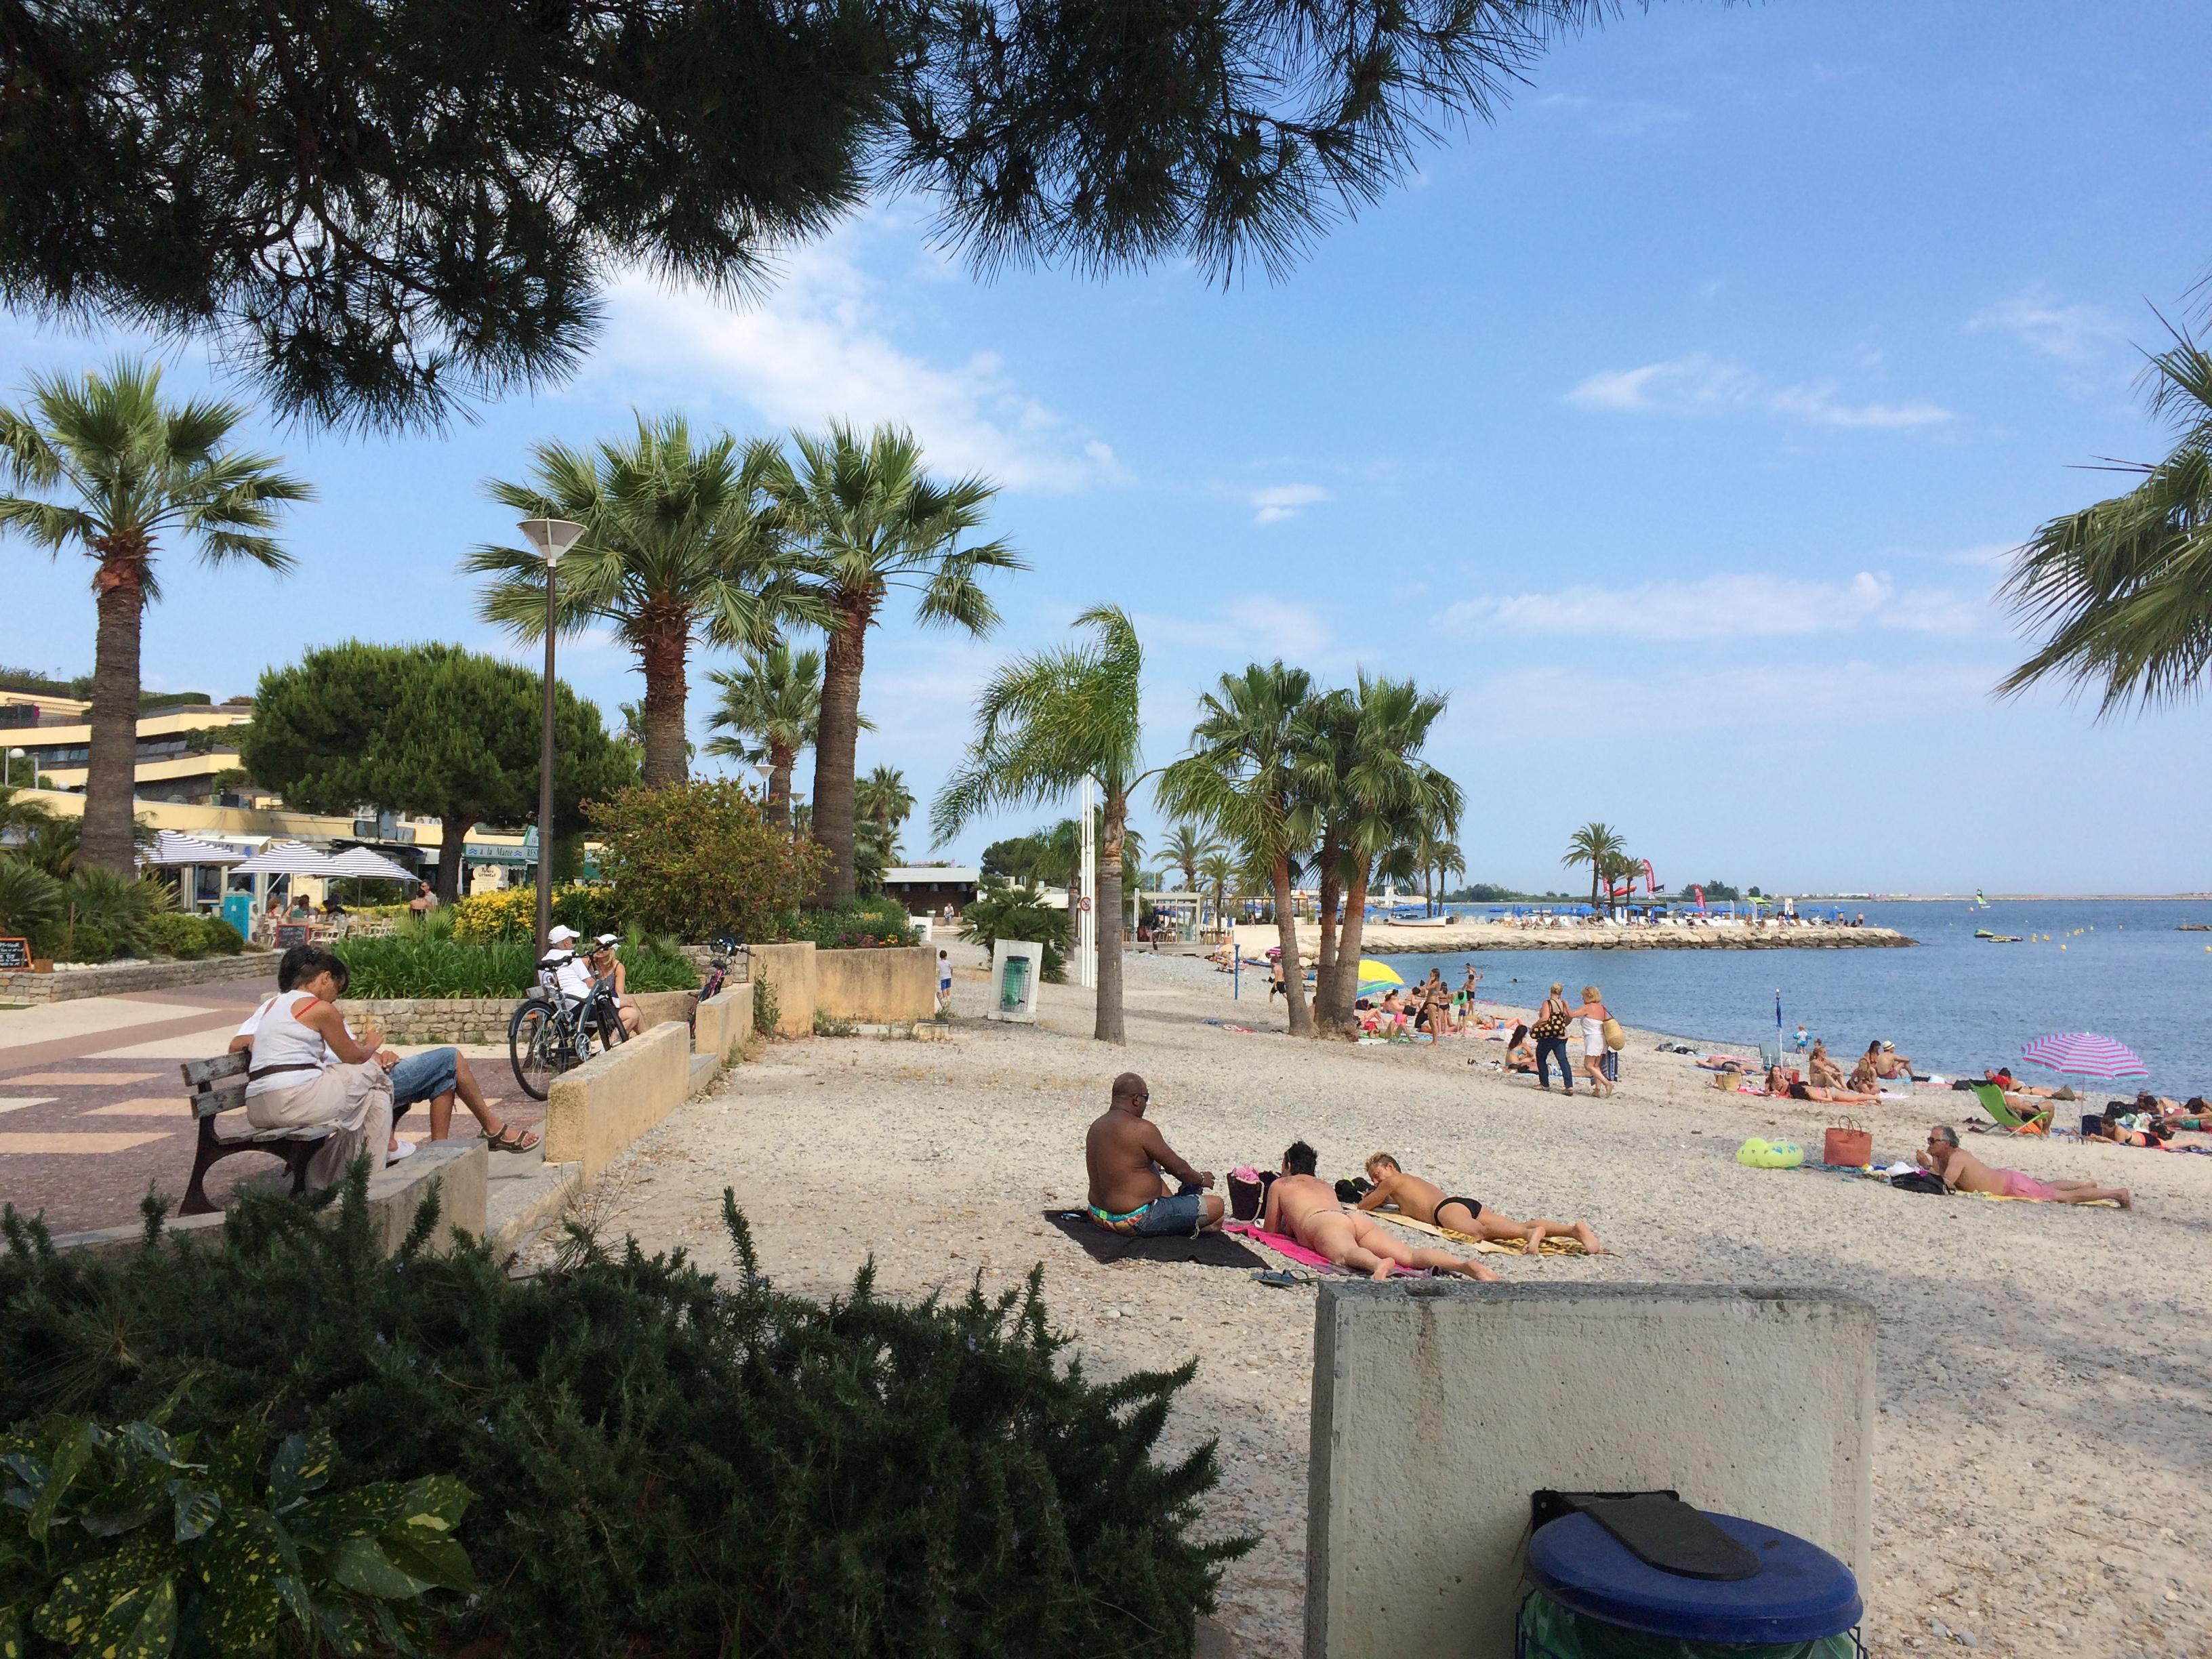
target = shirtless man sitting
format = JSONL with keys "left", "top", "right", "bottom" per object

{"left": 1356, "top": 1153, "right": 1602, "bottom": 1254}
{"left": 1084, "top": 1071, "right": 1225, "bottom": 1235}
{"left": 1262, "top": 1142, "right": 1498, "bottom": 1281}
{"left": 1917, "top": 1124, "right": 2131, "bottom": 1208}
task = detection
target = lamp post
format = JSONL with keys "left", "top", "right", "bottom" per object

{"left": 5, "top": 747, "right": 22, "bottom": 788}
{"left": 753, "top": 758, "right": 775, "bottom": 817}
{"left": 517, "top": 517, "right": 588, "bottom": 956}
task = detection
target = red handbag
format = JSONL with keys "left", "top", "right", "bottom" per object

{"left": 1823, "top": 1117, "right": 1873, "bottom": 1168}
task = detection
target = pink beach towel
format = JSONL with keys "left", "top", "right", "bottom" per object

{"left": 1225, "top": 1222, "right": 1427, "bottom": 1275}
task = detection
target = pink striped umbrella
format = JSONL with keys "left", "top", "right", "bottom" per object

{"left": 2018, "top": 1031, "right": 2148, "bottom": 1081}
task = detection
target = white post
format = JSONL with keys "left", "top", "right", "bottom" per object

{"left": 1078, "top": 775, "right": 1098, "bottom": 990}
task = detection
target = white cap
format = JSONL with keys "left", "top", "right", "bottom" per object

{"left": 594, "top": 933, "right": 621, "bottom": 949}
{"left": 547, "top": 924, "right": 580, "bottom": 944}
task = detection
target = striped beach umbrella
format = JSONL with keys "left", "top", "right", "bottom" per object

{"left": 2018, "top": 1032, "right": 2148, "bottom": 1082}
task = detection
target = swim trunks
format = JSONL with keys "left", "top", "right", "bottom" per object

{"left": 1996, "top": 1169, "right": 2061, "bottom": 1202}
{"left": 1435, "top": 1196, "right": 1483, "bottom": 1229}
{"left": 1088, "top": 1191, "right": 1207, "bottom": 1236}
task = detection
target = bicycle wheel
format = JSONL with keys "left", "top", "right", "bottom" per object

{"left": 509, "top": 1001, "right": 561, "bottom": 1101}
{"left": 595, "top": 996, "right": 628, "bottom": 1051}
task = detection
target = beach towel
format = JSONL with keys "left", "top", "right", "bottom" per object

{"left": 1042, "top": 1210, "right": 1266, "bottom": 1268}
{"left": 1366, "top": 1208, "right": 1589, "bottom": 1255}
{"left": 1199, "top": 1017, "right": 1257, "bottom": 1033}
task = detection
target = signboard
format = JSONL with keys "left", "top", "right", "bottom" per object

{"left": 274, "top": 924, "right": 313, "bottom": 950}
{"left": 0, "top": 937, "right": 28, "bottom": 970}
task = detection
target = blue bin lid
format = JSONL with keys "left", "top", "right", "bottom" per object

{"left": 1527, "top": 1511, "right": 1862, "bottom": 1643}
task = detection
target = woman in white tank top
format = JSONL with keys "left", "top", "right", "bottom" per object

{"left": 245, "top": 973, "right": 395, "bottom": 1191}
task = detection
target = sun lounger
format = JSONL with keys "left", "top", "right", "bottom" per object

{"left": 1969, "top": 1082, "right": 2052, "bottom": 1134}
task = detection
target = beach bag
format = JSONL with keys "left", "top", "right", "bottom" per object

{"left": 1228, "top": 1174, "right": 1263, "bottom": 1221}
{"left": 1601, "top": 1016, "right": 1626, "bottom": 1051}
{"left": 1822, "top": 1115, "right": 1872, "bottom": 1168}
{"left": 1890, "top": 1170, "right": 1946, "bottom": 1195}
{"left": 1532, "top": 1004, "right": 1570, "bottom": 1040}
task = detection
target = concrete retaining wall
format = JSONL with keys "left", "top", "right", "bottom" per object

{"left": 814, "top": 945, "right": 935, "bottom": 1023}
{"left": 693, "top": 987, "right": 751, "bottom": 1058}
{"left": 749, "top": 941, "right": 817, "bottom": 1038}
{"left": 48, "top": 1141, "right": 488, "bottom": 1263}
{"left": 1305, "top": 1281, "right": 1875, "bottom": 1659}
{"left": 331, "top": 987, "right": 698, "bottom": 1045}
{"left": 1, "top": 951, "right": 276, "bottom": 1004}
{"left": 541, "top": 1020, "right": 692, "bottom": 1178}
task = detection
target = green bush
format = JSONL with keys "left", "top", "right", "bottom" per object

{"left": 0, "top": 855, "right": 64, "bottom": 941}
{"left": 773, "top": 894, "right": 918, "bottom": 949}
{"left": 753, "top": 972, "right": 779, "bottom": 1037}
{"left": 0, "top": 1176, "right": 1248, "bottom": 1659}
{"left": 329, "top": 937, "right": 695, "bottom": 998}
{"left": 199, "top": 916, "right": 245, "bottom": 956}
{"left": 27, "top": 869, "right": 175, "bottom": 964}
{"left": 140, "top": 909, "right": 211, "bottom": 960}
{"left": 588, "top": 781, "right": 824, "bottom": 942}
{"left": 958, "top": 886, "right": 1071, "bottom": 982}
{"left": 0, "top": 1408, "right": 474, "bottom": 1659}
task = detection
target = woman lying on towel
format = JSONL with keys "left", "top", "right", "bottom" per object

{"left": 1764, "top": 1066, "right": 1881, "bottom": 1107}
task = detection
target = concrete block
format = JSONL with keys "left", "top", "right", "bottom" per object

{"left": 632, "top": 989, "right": 695, "bottom": 1033}
{"left": 749, "top": 941, "right": 817, "bottom": 1038}
{"left": 486, "top": 1161, "right": 584, "bottom": 1262}
{"left": 1305, "top": 1281, "right": 1875, "bottom": 1659}
{"left": 363, "top": 1139, "right": 486, "bottom": 1256}
{"left": 45, "top": 1211, "right": 228, "bottom": 1264}
{"left": 541, "top": 1021, "right": 691, "bottom": 1178}
{"left": 692, "top": 989, "right": 745, "bottom": 1058}
{"left": 814, "top": 945, "right": 934, "bottom": 1023}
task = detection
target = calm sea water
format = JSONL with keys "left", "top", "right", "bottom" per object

{"left": 1372, "top": 899, "right": 2212, "bottom": 1096}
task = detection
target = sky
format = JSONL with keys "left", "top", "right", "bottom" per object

{"left": 7, "top": 1, "right": 2212, "bottom": 894}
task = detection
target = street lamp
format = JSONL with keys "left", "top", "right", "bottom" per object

{"left": 518, "top": 516, "right": 587, "bottom": 956}
{"left": 753, "top": 758, "right": 775, "bottom": 811}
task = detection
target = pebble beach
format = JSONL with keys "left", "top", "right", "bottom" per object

{"left": 531, "top": 943, "right": 2212, "bottom": 1659}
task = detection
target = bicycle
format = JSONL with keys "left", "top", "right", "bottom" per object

{"left": 508, "top": 970, "right": 628, "bottom": 1101}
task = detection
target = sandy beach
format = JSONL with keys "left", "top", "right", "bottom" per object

{"left": 529, "top": 944, "right": 2212, "bottom": 1659}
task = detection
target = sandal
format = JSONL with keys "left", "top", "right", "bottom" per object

{"left": 487, "top": 1124, "right": 541, "bottom": 1154}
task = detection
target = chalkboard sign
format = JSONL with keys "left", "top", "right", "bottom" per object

{"left": 0, "top": 937, "right": 29, "bottom": 970}
{"left": 274, "top": 924, "right": 313, "bottom": 949}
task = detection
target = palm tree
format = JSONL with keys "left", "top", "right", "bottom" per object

{"left": 703, "top": 642, "right": 836, "bottom": 832}
{"left": 933, "top": 605, "right": 1149, "bottom": 1043}
{"left": 1162, "top": 821, "right": 1224, "bottom": 892}
{"left": 856, "top": 764, "right": 916, "bottom": 842}
{"left": 0, "top": 785, "right": 54, "bottom": 840}
{"left": 1158, "top": 661, "right": 1319, "bottom": 1038}
{"left": 769, "top": 422, "right": 1023, "bottom": 903}
{"left": 1562, "top": 821, "right": 1627, "bottom": 912}
{"left": 1999, "top": 310, "right": 2212, "bottom": 712}
{"left": 0, "top": 361, "right": 310, "bottom": 875}
{"left": 470, "top": 414, "right": 814, "bottom": 787}
{"left": 1197, "top": 850, "right": 1237, "bottom": 931}
{"left": 1308, "top": 676, "right": 1462, "bottom": 1032}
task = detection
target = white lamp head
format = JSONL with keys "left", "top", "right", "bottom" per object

{"left": 517, "top": 517, "right": 588, "bottom": 566}
{"left": 754, "top": 760, "right": 775, "bottom": 781}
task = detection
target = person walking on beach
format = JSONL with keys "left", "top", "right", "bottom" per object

{"left": 1529, "top": 984, "right": 1576, "bottom": 1092}
{"left": 1565, "top": 985, "right": 1615, "bottom": 1097}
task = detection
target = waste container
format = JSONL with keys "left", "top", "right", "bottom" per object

{"left": 1519, "top": 1500, "right": 1862, "bottom": 1659}
{"left": 998, "top": 952, "right": 1030, "bottom": 1012}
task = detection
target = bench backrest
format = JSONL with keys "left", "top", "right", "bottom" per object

{"left": 180, "top": 1050, "right": 248, "bottom": 1120}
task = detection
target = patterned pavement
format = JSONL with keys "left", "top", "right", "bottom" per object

{"left": 0, "top": 976, "right": 541, "bottom": 1236}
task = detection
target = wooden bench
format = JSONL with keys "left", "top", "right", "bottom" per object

{"left": 178, "top": 1051, "right": 333, "bottom": 1214}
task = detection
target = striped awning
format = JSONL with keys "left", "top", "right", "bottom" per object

{"left": 230, "top": 840, "right": 339, "bottom": 876}
{"left": 143, "top": 830, "right": 249, "bottom": 866}
{"left": 323, "top": 845, "right": 415, "bottom": 882}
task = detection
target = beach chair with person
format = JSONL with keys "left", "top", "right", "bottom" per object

{"left": 1969, "top": 1081, "right": 2053, "bottom": 1134}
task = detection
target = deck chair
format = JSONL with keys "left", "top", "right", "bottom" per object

{"left": 1969, "top": 1081, "right": 2051, "bottom": 1134}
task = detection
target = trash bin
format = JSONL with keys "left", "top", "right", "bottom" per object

{"left": 999, "top": 952, "right": 1030, "bottom": 1012}
{"left": 1519, "top": 1499, "right": 1863, "bottom": 1659}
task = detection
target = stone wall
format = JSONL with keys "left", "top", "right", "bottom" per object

{"left": 693, "top": 987, "right": 751, "bottom": 1058}
{"left": 748, "top": 941, "right": 818, "bottom": 1038}
{"left": 1, "top": 950, "right": 276, "bottom": 1004}
{"left": 1305, "top": 1280, "right": 1876, "bottom": 1659}
{"left": 334, "top": 998, "right": 514, "bottom": 1046}
{"left": 814, "top": 944, "right": 935, "bottom": 1024}
{"left": 541, "top": 1020, "right": 693, "bottom": 1178}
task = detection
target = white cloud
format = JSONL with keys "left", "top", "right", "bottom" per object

{"left": 590, "top": 230, "right": 1127, "bottom": 493}
{"left": 1534, "top": 91, "right": 1690, "bottom": 138}
{"left": 1246, "top": 482, "right": 1332, "bottom": 525}
{"left": 1442, "top": 571, "right": 1988, "bottom": 641}
{"left": 1967, "top": 291, "right": 2125, "bottom": 363}
{"left": 1565, "top": 354, "right": 1953, "bottom": 429}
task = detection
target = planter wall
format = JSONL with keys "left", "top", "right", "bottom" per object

{"left": 814, "top": 944, "right": 935, "bottom": 1024}
{"left": 0, "top": 951, "right": 275, "bottom": 1004}
{"left": 541, "top": 1020, "right": 692, "bottom": 1177}
{"left": 749, "top": 941, "right": 818, "bottom": 1038}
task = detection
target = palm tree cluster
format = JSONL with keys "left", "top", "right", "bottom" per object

{"left": 1149, "top": 662, "right": 1462, "bottom": 1040}
{"left": 1561, "top": 821, "right": 1643, "bottom": 913}
{"left": 472, "top": 418, "right": 1021, "bottom": 905}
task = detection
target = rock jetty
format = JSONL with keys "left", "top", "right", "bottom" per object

{"left": 1233, "top": 921, "right": 1913, "bottom": 954}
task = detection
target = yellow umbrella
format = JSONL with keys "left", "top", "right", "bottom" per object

{"left": 1356, "top": 959, "right": 1404, "bottom": 989}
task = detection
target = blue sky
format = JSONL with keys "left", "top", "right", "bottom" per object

{"left": 7, "top": 1, "right": 2212, "bottom": 893}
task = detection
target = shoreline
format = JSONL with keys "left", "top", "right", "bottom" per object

{"left": 1231, "top": 921, "right": 1913, "bottom": 954}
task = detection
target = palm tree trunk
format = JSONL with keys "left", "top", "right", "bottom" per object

{"left": 1096, "top": 790, "right": 1129, "bottom": 1042}
{"left": 80, "top": 538, "right": 148, "bottom": 876}
{"left": 1332, "top": 863, "right": 1374, "bottom": 1036}
{"left": 637, "top": 621, "right": 691, "bottom": 787}
{"left": 436, "top": 808, "right": 474, "bottom": 903}
{"left": 811, "top": 592, "right": 871, "bottom": 905}
{"left": 1314, "top": 838, "right": 1342, "bottom": 1026}
{"left": 1271, "top": 854, "right": 1313, "bottom": 1037}
{"left": 766, "top": 741, "right": 796, "bottom": 834}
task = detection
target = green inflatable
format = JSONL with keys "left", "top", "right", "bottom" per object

{"left": 1736, "top": 1137, "right": 1805, "bottom": 1169}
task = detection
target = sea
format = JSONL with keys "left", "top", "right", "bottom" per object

{"left": 1370, "top": 899, "right": 2212, "bottom": 1098}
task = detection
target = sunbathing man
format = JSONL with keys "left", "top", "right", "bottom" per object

{"left": 1917, "top": 1124, "right": 2131, "bottom": 1208}
{"left": 1084, "top": 1071, "right": 1225, "bottom": 1235}
{"left": 1261, "top": 1143, "right": 1498, "bottom": 1281}
{"left": 1357, "top": 1152, "right": 1603, "bottom": 1254}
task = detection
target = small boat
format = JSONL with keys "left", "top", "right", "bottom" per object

{"left": 1384, "top": 913, "right": 1454, "bottom": 927}
{"left": 2178, "top": 924, "right": 2212, "bottom": 933}
{"left": 1974, "top": 929, "right": 2022, "bottom": 943}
